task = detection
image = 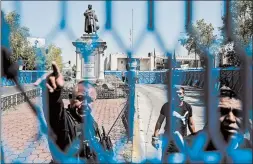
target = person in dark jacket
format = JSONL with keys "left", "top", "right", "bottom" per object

{"left": 165, "top": 86, "right": 252, "bottom": 163}
{"left": 34, "top": 62, "right": 101, "bottom": 163}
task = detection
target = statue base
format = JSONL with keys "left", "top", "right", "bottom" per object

{"left": 76, "top": 78, "right": 97, "bottom": 84}
{"left": 73, "top": 34, "right": 107, "bottom": 82}
{"left": 82, "top": 34, "right": 98, "bottom": 40}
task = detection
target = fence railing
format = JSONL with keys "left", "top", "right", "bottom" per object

{"left": 104, "top": 68, "right": 243, "bottom": 93}
{"left": 1, "top": 68, "right": 241, "bottom": 87}
{"left": 1, "top": 71, "right": 48, "bottom": 86}
{"left": 1, "top": 87, "right": 41, "bottom": 111}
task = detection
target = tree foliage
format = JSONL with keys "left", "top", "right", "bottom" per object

{"left": 179, "top": 19, "right": 216, "bottom": 67}
{"left": 5, "top": 11, "right": 36, "bottom": 70}
{"left": 219, "top": 1, "right": 252, "bottom": 67}
{"left": 221, "top": 1, "right": 252, "bottom": 45}
{"left": 5, "top": 11, "right": 63, "bottom": 71}
{"left": 45, "top": 45, "right": 63, "bottom": 71}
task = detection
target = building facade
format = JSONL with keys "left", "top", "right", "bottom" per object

{"left": 105, "top": 42, "right": 202, "bottom": 71}
{"left": 106, "top": 53, "right": 154, "bottom": 71}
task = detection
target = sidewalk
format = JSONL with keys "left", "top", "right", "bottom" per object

{"left": 1, "top": 97, "right": 131, "bottom": 163}
{"left": 132, "top": 84, "right": 205, "bottom": 163}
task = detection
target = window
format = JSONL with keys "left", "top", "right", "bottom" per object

{"left": 121, "top": 61, "right": 123, "bottom": 64}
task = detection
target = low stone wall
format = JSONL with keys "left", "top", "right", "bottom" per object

{"left": 61, "top": 79, "right": 129, "bottom": 100}
{"left": 1, "top": 88, "right": 41, "bottom": 111}
{"left": 96, "top": 75, "right": 129, "bottom": 99}
{"left": 1, "top": 74, "right": 128, "bottom": 111}
{"left": 96, "top": 87, "right": 128, "bottom": 99}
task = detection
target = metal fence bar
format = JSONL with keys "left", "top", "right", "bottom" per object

{"left": 0, "top": 20, "right": 3, "bottom": 162}
{"left": 223, "top": 1, "right": 252, "bottom": 161}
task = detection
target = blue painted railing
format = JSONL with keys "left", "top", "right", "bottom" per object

{"left": 2, "top": 68, "right": 240, "bottom": 88}
{"left": 1, "top": 71, "right": 48, "bottom": 86}
{"left": 104, "top": 67, "right": 241, "bottom": 87}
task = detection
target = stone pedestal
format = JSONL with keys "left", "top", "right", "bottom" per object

{"left": 72, "top": 34, "right": 107, "bottom": 82}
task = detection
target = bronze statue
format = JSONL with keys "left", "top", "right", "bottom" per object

{"left": 84, "top": 4, "right": 99, "bottom": 34}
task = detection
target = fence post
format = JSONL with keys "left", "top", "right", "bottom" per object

{"left": 0, "top": 46, "right": 3, "bottom": 163}
{"left": 127, "top": 59, "right": 137, "bottom": 138}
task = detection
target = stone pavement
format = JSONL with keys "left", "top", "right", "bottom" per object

{"left": 1, "top": 97, "right": 132, "bottom": 163}
{"left": 133, "top": 84, "right": 205, "bottom": 162}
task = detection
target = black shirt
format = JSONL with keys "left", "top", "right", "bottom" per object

{"left": 160, "top": 101, "right": 193, "bottom": 137}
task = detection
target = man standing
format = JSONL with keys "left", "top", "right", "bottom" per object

{"left": 152, "top": 87, "right": 196, "bottom": 162}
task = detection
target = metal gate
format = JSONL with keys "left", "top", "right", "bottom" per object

{"left": 1, "top": 1, "right": 252, "bottom": 163}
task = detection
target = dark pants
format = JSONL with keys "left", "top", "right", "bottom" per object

{"left": 161, "top": 134, "right": 169, "bottom": 163}
{"left": 161, "top": 133, "right": 182, "bottom": 163}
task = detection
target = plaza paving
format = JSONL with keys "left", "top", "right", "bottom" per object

{"left": 1, "top": 96, "right": 131, "bottom": 163}
{"left": 1, "top": 84, "right": 206, "bottom": 163}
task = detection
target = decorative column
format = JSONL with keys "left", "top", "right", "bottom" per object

{"left": 98, "top": 47, "right": 106, "bottom": 80}
{"left": 76, "top": 52, "right": 82, "bottom": 80}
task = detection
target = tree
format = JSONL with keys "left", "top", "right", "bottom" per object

{"left": 219, "top": 1, "right": 252, "bottom": 67}
{"left": 5, "top": 11, "right": 36, "bottom": 70}
{"left": 45, "top": 44, "right": 63, "bottom": 71}
{"left": 218, "top": 42, "right": 240, "bottom": 67}
{"left": 179, "top": 19, "right": 217, "bottom": 67}
{"left": 221, "top": 1, "right": 252, "bottom": 45}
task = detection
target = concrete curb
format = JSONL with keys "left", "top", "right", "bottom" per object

{"left": 132, "top": 91, "right": 146, "bottom": 163}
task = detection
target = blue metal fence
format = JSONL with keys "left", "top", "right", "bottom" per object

{"left": 104, "top": 68, "right": 242, "bottom": 91}
{"left": 1, "top": 1, "right": 252, "bottom": 163}
{"left": 1, "top": 71, "right": 47, "bottom": 86}
{"left": 1, "top": 69, "right": 241, "bottom": 87}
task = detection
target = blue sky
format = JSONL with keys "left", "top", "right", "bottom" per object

{"left": 2, "top": 1, "right": 223, "bottom": 65}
